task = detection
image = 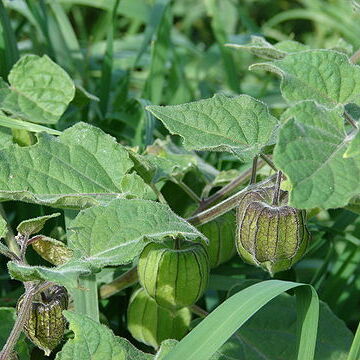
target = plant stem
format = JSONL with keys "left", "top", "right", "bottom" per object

{"left": 188, "top": 175, "right": 276, "bottom": 226}
{"left": 272, "top": 171, "right": 282, "bottom": 206}
{"left": 150, "top": 184, "right": 167, "bottom": 204}
{"left": 172, "top": 178, "right": 201, "bottom": 203}
{"left": 350, "top": 48, "right": 360, "bottom": 64}
{"left": 64, "top": 210, "right": 99, "bottom": 322}
{"left": 250, "top": 155, "right": 258, "bottom": 185}
{"left": 190, "top": 304, "right": 209, "bottom": 318}
{"left": 344, "top": 111, "right": 358, "bottom": 129}
{"left": 0, "top": 282, "right": 51, "bottom": 360}
{"left": 195, "top": 159, "right": 265, "bottom": 213}
{"left": 100, "top": 267, "right": 139, "bottom": 299}
{"left": 259, "top": 154, "right": 277, "bottom": 172}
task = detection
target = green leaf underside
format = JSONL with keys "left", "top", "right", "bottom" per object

{"left": 7, "top": 260, "right": 93, "bottom": 289}
{"left": 250, "top": 50, "right": 360, "bottom": 108}
{"left": 226, "top": 36, "right": 309, "bottom": 60}
{"left": 274, "top": 101, "right": 360, "bottom": 209}
{"left": 147, "top": 94, "right": 279, "bottom": 162}
{"left": 0, "top": 122, "right": 151, "bottom": 209}
{"left": 17, "top": 213, "right": 61, "bottom": 236}
{"left": 68, "top": 198, "right": 206, "bottom": 268}
{"left": 0, "top": 55, "right": 75, "bottom": 124}
{"left": 8, "top": 199, "right": 204, "bottom": 287}
{"left": 211, "top": 294, "right": 352, "bottom": 360}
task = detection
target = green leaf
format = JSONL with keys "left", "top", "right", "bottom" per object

{"left": 0, "top": 307, "right": 30, "bottom": 360}
{"left": 273, "top": 101, "right": 360, "bottom": 209}
{"left": 211, "top": 294, "right": 352, "bottom": 360}
{"left": 0, "top": 122, "right": 152, "bottom": 209}
{"left": 0, "top": 55, "right": 75, "bottom": 124}
{"left": 31, "top": 236, "right": 73, "bottom": 265}
{"left": 7, "top": 259, "right": 93, "bottom": 289}
{"left": 56, "top": 311, "right": 125, "bottom": 359}
{"left": 0, "top": 212, "right": 8, "bottom": 239}
{"left": 0, "top": 125, "right": 13, "bottom": 149}
{"left": 68, "top": 198, "right": 205, "bottom": 268}
{"left": 346, "top": 195, "right": 360, "bottom": 214}
{"left": 250, "top": 50, "right": 360, "bottom": 108}
{"left": 226, "top": 35, "right": 309, "bottom": 60}
{"left": 0, "top": 112, "right": 61, "bottom": 135}
{"left": 147, "top": 94, "right": 279, "bottom": 162}
{"left": 16, "top": 213, "right": 61, "bottom": 236}
{"left": 163, "top": 280, "right": 319, "bottom": 360}
{"left": 155, "top": 340, "right": 178, "bottom": 360}
{"left": 344, "top": 131, "right": 360, "bottom": 158}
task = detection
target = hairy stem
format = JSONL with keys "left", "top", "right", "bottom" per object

{"left": 172, "top": 178, "right": 201, "bottom": 203}
{"left": 250, "top": 155, "right": 258, "bottom": 185}
{"left": 344, "top": 111, "right": 358, "bottom": 129}
{"left": 272, "top": 171, "right": 283, "bottom": 206}
{"left": 259, "top": 154, "right": 277, "bottom": 172}
{"left": 188, "top": 175, "right": 276, "bottom": 226}
{"left": 0, "top": 282, "right": 51, "bottom": 360}
{"left": 195, "top": 158, "right": 265, "bottom": 213}
{"left": 100, "top": 267, "right": 139, "bottom": 299}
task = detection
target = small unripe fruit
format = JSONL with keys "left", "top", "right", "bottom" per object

{"left": 127, "top": 288, "right": 191, "bottom": 349}
{"left": 17, "top": 285, "right": 68, "bottom": 355}
{"left": 138, "top": 239, "right": 209, "bottom": 309}
{"left": 199, "top": 212, "right": 236, "bottom": 268}
{"left": 236, "top": 186, "right": 310, "bottom": 275}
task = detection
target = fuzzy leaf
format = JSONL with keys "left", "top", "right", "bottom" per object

{"left": 56, "top": 311, "right": 152, "bottom": 360}
{"left": 7, "top": 260, "right": 93, "bottom": 289}
{"left": 226, "top": 36, "right": 309, "bottom": 60}
{"left": 147, "top": 94, "right": 279, "bottom": 162}
{"left": 274, "top": 101, "right": 360, "bottom": 209}
{"left": 17, "top": 213, "right": 61, "bottom": 236}
{"left": 0, "top": 122, "right": 152, "bottom": 209}
{"left": 250, "top": 50, "right": 360, "bottom": 108}
{"left": 0, "top": 55, "right": 75, "bottom": 124}
{"left": 31, "top": 236, "right": 73, "bottom": 265}
{"left": 68, "top": 198, "right": 206, "bottom": 268}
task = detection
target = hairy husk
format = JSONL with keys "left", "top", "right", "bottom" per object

{"left": 127, "top": 287, "right": 191, "bottom": 349}
{"left": 138, "top": 240, "right": 209, "bottom": 309}
{"left": 199, "top": 212, "right": 236, "bottom": 268}
{"left": 236, "top": 186, "right": 310, "bottom": 275}
{"left": 17, "top": 285, "right": 68, "bottom": 356}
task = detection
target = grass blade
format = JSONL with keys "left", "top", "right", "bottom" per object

{"left": 164, "top": 280, "right": 319, "bottom": 360}
{"left": 347, "top": 321, "right": 360, "bottom": 360}
{"left": 0, "top": 0, "right": 19, "bottom": 78}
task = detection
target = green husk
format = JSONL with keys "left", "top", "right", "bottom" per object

{"left": 138, "top": 239, "right": 209, "bottom": 309}
{"left": 127, "top": 287, "right": 191, "bottom": 349}
{"left": 236, "top": 186, "right": 310, "bottom": 275}
{"left": 17, "top": 285, "right": 68, "bottom": 355}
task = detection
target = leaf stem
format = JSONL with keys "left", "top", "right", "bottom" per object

{"left": 250, "top": 155, "right": 258, "bottom": 185}
{"left": 172, "top": 178, "right": 201, "bottom": 203}
{"left": 0, "top": 282, "right": 51, "bottom": 360}
{"left": 272, "top": 171, "right": 282, "bottom": 206}
{"left": 195, "top": 158, "right": 265, "bottom": 213}
{"left": 259, "top": 154, "right": 277, "bottom": 172}
{"left": 190, "top": 304, "right": 209, "bottom": 318}
{"left": 100, "top": 267, "right": 139, "bottom": 299}
{"left": 344, "top": 111, "right": 358, "bottom": 130}
{"left": 350, "top": 48, "right": 360, "bottom": 64}
{"left": 187, "top": 175, "right": 276, "bottom": 226}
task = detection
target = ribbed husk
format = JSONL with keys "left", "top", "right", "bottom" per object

{"left": 138, "top": 240, "right": 209, "bottom": 309}
{"left": 236, "top": 186, "right": 310, "bottom": 275}
{"left": 127, "top": 287, "right": 191, "bottom": 349}
{"left": 17, "top": 285, "right": 68, "bottom": 356}
{"left": 199, "top": 212, "right": 236, "bottom": 268}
